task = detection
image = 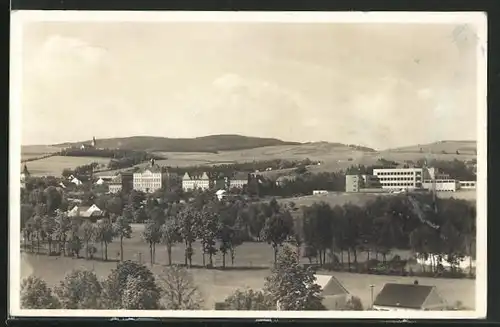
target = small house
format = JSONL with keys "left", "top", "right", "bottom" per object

{"left": 216, "top": 189, "right": 227, "bottom": 201}
{"left": 314, "top": 274, "right": 350, "bottom": 310}
{"left": 67, "top": 204, "right": 103, "bottom": 219}
{"left": 71, "top": 177, "right": 83, "bottom": 186}
{"left": 372, "top": 283, "right": 447, "bottom": 311}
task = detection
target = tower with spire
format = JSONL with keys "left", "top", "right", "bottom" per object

{"left": 91, "top": 136, "right": 96, "bottom": 148}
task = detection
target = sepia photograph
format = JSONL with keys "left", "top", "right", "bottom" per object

{"left": 9, "top": 11, "right": 487, "bottom": 319}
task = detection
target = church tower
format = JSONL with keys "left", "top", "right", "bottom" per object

{"left": 91, "top": 136, "right": 96, "bottom": 147}
{"left": 22, "top": 164, "right": 30, "bottom": 177}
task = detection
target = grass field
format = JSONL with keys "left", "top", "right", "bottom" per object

{"left": 21, "top": 145, "right": 61, "bottom": 161}
{"left": 22, "top": 141, "right": 476, "bottom": 179}
{"left": 22, "top": 156, "right": 110, "bottom": 177}
{"left": 272, "top": 190, "right": 476, "bottom": 208}
{"left": 20, "top": 224, "right": 475, "bottom": 310}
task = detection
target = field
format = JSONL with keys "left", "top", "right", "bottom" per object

{"left": 20, "top": 224, "right": 475, "bottom": 310}
{"left": 21, "top": 145, "right": 61, "bottom": 161}
{"left": 22, "top": 156, "right": 110, "bottom": 177}
{"left": 271, "top": 190, "right": 476, "bottom": 208}
{"left": 22, "top": 140, "right": 476, "bottom": 179}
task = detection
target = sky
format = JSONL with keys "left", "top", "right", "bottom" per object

{"left": 19, "top": 21, "right": 480, "bottom": 149}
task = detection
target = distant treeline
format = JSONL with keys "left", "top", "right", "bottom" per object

{"left": 167, "top": 158, "right": 320, "bottom": 179}
{"left": 21, "top": 153, "right": 57, "bottom": 163}
{"left": 59, "top": 148, "right": 165, "bottom": 171}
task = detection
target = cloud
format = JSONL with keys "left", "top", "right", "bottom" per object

{"left": 24, "top": 35, "right": 110, "bottom": 85}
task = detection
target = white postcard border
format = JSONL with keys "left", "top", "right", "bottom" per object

{"left": 9, "top": 10, "right": 488, "bottom": 319}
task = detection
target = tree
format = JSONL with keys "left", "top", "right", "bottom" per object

{"left": 102, "top": 260, "right": 162, "bottom": 309}
{"left": 264, "top": 246, "right": 325, "bottom": 311}
{"left": 113, "top": 215, "right": 132, "bottom": 261}
{"left": 142, "top": 219, "right": 162, "bottom": 265}
{"left": 196, "top": 209, "right": 220, "bottom": 267}
{"left": 54, "top": 212, "right": 71, "bottom": 256}
{"left": 158, "top": 265, "right": 204, "bottom": 310}
{"left": 31, "top": 215, "right": 43, "bottom": 254}
{"left": 54, "top": 270, "right": 102, "bottom": 309}
{"left": 261, "top": 210, "right": 294, "bottom": 264}
{"left": 41, "top": 215, "right": 56, "bottom": 254}
{"left": 79, "top": 220, "right": 96, "bottom": 259}
{"left": 160, "top": 218, "right": 181, "bottom": 266}
{"left": 44, "top": 186, "right": 63, "bottom": 213}
{"left": 344, "top": 295, "right": 364, "bottom": 310}
{"left": 178, "top": 206, "right": 198, "bottom": 267}
{"left": 21, "top": 276, "right": 60, "bottom": 309}
{"left": 223, "top": 289, "right": 274, "bottom": 310}
{"left": 94, "top": 218, "right": 114, "bottom": 261}
{"left": 122, "top": 275, "right": 162, "bottom": 309}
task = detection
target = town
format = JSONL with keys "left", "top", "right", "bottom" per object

{"left": 19, "top": 136, "right": 477, "bottom": 312}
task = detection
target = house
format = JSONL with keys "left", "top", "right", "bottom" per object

{"left": 80, "top": 136, "right": 97, "bottom": 150}
{"left": 314, "top": 274, "right": 350, "bottom": 310}
{"left": 132, "top": 159, "right": 164, "bottom": 193}
{"left": 67, "top": 204, "right": 103, "bottom": 218}
{"left": 216, "top": 189, "right": 227, "bottom": 201}
{"left": 71, "top": 177, "right": 83, "bottom": 186}
{"left": 313, "top": 190, "right": 328, "bottom": 195}
{"left": 182, "top": 171, "right": 210, "bottom": 191}
{"left": 229, "top": 172, "right": 249, "bottom": 189}
{"left": 108, "top": 175, "right": 123, "bottom": 194}
{"left": 372, "top": 283, "right": 447, "bottom": 311}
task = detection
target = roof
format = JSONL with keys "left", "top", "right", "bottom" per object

{"left": 216, "top": 189, "right": 227, "bottom": 195}
{"left": 373, "top": 283, "right": 437, "bottom": 309}
{"left": 183, "top": 171, "right": 210, "bottom": 180}
{"left": 314, "top": 274, "right": 349, "bottom": 296}
{"left": 135, "top": 165, "right": 163, "bottom": 174}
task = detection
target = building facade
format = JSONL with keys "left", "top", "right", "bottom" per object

{"left": 372, "top": 168, "right": 424, "bottom": 190}
{"left": 459, "top": 180, "right": 476, "bottom": 189}
{"left": 345, "top": 174, "right": 362, "bottom": 192}
{"left": 182, "top": 172, "right": 210, "bottom": 191}
{"left": 229, "top": 172, "right": 249, "bottom": 189}
{"left": 133, "top": 165, "right": 164, "bottom": 193}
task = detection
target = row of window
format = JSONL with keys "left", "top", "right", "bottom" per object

{"left": 375, "top": 171, "right": 421, "bottom": 176}
{"left": 378, "top": 177, "right": 415, "bottom": 181}
{"left": 382, "top": 182, "right": 416, "bottom": 187}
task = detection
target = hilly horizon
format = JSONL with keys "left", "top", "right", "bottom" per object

{"left": 22, "top": 134, "right": 476, "bottom": 155}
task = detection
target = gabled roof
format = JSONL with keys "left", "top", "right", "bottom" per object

{"left": 314, "top": 274, "right": 349, "bottom": 296}
{"left": 183, "top": 172, "right": 210, "bottom": 180}
{"left": 136, "top": 164, "right": 163, "bottom": 174}
{"left": 215, "top": 189, "right": 227, "bottom": 195}
{"left": 373, "top": 283, "right": 439, "bottom": 309}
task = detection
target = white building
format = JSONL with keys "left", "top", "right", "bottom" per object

{"left": 345, "top": 174, "right": 362, "bottom": 192}
{"left": 229, "top": 172, "right": 249, "bottom": 189}
{"left": 182, "top": 172, "right": 210, "bottom": 191}
{"left": 215, "top": 189, "right": 227, "bottom": 201}
{"left": 133, "top": 164, "right": 164, "bottom": 193}
{"left": 313, "top": 190, "right": 329, "bottom": 195}
{"left": 68, "top": 204, "right": 103, "bottom": 218}
{"left": 459, "top": 181, "right": 476, "bottom": 189}
{"left": 108, "top": 175, "right": 123, "bottom": 194}
{"left": 71, "top": 177, "right": 83, "bottom": 186}
{"left": 372, "top": 168, "right": 424, "bottom": 190}
{"left": 422, "top": 179, "right": 459, "bottom": 192}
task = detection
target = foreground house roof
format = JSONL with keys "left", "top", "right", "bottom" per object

{"left": 373, "top": 283, "right": 446, "bottom": 310}
{"left": 314, "top": 274, "right": 349, "bottom": 296}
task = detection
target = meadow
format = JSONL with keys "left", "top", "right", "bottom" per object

{"left": 271, "top": 190, "right": 476, "bottom": 208}
{"left": 22, "top": 156, "right": 110, "bottom": 177}
{"left": 22, "top": 141, "right": 475, "bottom": 179}
{"left": 20, "top": 224, "right": 476, "bottom": 310}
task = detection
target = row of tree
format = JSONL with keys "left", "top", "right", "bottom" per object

{"left": 300, "top": 194, "right": 476, "bottom": 275}
{"left": 21, "top": 246, "right": 363, "bottom": 311}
